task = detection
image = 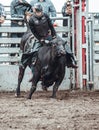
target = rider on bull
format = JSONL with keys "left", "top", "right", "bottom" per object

{"left": 28, "top": 3, "right": 78, "bottom": 68}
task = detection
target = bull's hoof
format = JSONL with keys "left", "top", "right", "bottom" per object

{"left": 15, "top": 93, "right": 20, "bottom": 98}
{"left": 27, "top": 96, "right": 31, "bottom": 99}
{"left": 50, "top": 95, "right": 56, "bottom": 99}
{"left": 42, "top": 86, "right": 48, "bottom": 91}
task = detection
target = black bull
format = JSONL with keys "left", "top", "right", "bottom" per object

{"left": 16, "top": 40, "right": 66, "bottom": 99}
{"left": 27, "top": 43, "right": 66, "bottom": 99}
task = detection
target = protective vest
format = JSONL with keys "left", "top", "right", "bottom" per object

{"left": 32, "top": 14, "right": 50, "bottom": 38}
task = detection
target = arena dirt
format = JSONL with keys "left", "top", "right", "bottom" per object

{"left": 0, "top": 90, "right": 99, "bottom": 130}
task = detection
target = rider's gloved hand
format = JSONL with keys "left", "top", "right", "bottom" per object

{"left": 40, "top": 39, "right": 45, "bottom": 44}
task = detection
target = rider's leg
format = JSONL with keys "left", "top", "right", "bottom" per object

{"left": 21, "top": 53, "right": 33, "bottom": 68}
{"left": 31, "top": 41, "right": 41, "bottom": 65}
{"left": 65, "top": 43, "right": 78, "bottom": 68}
{"left": 66, "top": 53, "right": 78, "bottom": 68}
{"left": 31, "top": 52, "right": 38, "bottom": 65}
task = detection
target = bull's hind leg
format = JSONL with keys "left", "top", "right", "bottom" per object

{"left": 51, "top": 67, "right": 65, "bottom": 98}
{"left": 27, "top": 71, "right": 40, "bottom": 99}
{"left": 15, "top": 65, "right": 26, "bottom": 97}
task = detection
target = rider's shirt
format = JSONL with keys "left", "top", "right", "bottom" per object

{"left": 29, "top": 13, "right": 56, "bottom": 40}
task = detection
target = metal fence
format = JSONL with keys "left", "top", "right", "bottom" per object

{"left": 0, "top": 6, "right": 72, "bottom": 91}
{"left": 89, "top": 14, "right": 99, "bottom": 90}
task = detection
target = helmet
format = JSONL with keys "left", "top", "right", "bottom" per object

{"left": 33, "top": 3, "right": 43, "bottom": 12}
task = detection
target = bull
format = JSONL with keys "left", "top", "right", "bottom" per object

{"left": 27, "top": 42, "right": 66, "bottom": 99}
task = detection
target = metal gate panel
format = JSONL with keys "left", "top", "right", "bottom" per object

{"left": 89, "top": 14, "right": 99, "bottom": 90}
{"left": 0, "top": 6, "right": 75, "bottom": 91}
{"left": 0, "top": 65, "right": 71, "bottom": 91}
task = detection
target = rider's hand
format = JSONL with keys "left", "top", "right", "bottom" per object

{"left": 40, "top": 39, "right": 44, "bottom": 42}
{"left": 40, "top": 39, "right": 45, "bottom": 44}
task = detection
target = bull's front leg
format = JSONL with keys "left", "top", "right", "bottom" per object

{"left": 15, "top": 65, "right": 26, "bottom": 97}
{"left": 51, "top": 79, "right": 64, "bottom": 98}
{"left": 51, "top": 71, "right": 65, "bottom": 98}
{"left": 51, "top": 83, "right": 59, "bottom": 98}
{"left": 27, "top": 70, "right": 41, "bottom": 99}
{"left": 27, "top": 85, "right": 37, "bottom": 99}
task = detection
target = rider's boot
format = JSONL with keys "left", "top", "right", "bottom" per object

{"left": 66, "top": 53, "right": 78, "bottom": 69}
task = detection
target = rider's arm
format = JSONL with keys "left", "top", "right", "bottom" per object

{"left": 45, "top": 14, "right": 56, "bottom": 37}
{"left": 29, "top": 17, "right": 41, "bottom": 40}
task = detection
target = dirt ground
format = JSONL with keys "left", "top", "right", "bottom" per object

{"left": 0, "top": 90, "right": 99, "bottom": 130}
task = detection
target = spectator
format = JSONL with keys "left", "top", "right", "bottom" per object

{"left": 30, "top": 0, "right": 56, "bottom": 23}
{"left": 0, "top": 3, "right": 6, "bottom": 37}
{"left": 61, "top": 0, "right": 77, "bottom": 66}
{"left": 61, "top": 0, "right": 72, "bottom": 37}
{"left": 10, "top": 0, "right": 29, "bottom": 57}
